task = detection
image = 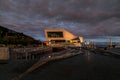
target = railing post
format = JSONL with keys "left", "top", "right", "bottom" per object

{"left": 25, "top": 52, "right": 28, "bottom": 60}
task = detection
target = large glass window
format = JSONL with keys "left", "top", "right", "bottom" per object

{"left": 47, "top": 32, "right": 63, "bottom": 38}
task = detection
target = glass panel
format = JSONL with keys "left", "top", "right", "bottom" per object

{"left": 47, "top": 32, "right": 63, "bottom": 38}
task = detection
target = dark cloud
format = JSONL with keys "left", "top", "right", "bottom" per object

{"left": 0, "top": 0, "right": 120, "bottom": 40}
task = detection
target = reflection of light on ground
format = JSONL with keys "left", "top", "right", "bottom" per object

{"left": 85, "top": 51, "right": 91, "bottom": 62}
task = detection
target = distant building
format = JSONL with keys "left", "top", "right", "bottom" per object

{"left": 83, "top": 40, "right": 95, "bottom": 48}
{"left": 44, "top": 29, "right": 83, "bottom": 47}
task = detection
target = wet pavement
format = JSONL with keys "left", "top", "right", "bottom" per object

{"left": 21, "top": 50, "right": 120, "bottom": 80}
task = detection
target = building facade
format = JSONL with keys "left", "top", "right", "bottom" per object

{"left": 44, "top": 29, "right": 83, "bottom": 47}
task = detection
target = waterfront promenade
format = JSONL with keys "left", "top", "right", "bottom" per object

{"left": 0, "top": 48, "right": 120, "bottom": 80}
{"left": 21, "top": 48, "right": 120, "bottom": 80}
{"left": 107, "top": 48, "right": 120, "bottom": 55}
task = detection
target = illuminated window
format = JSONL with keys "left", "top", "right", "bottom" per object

{"left": 47, "top": 32, "right": 63, "bottom": 38}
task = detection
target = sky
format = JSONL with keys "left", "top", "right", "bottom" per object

{"left": 0, "top": 0, "right": 120, "bottom": 40}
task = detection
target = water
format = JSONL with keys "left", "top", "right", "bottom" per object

{"left": 84, "top": 36, "right": 120, "bottom": 46}
{"left": 22, "top": 51, "right": 120, "bottom": 80}
{"left": 84, "top": 36, "right": 120, "bottom": 42}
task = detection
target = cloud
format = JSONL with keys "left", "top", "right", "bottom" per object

{"left": 0, "top": 0, "right": 120, "bottom": 40}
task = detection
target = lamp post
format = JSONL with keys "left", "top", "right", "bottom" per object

{"left": 109, "top": 38, "right": 112, "bottom": 48}
{"left": 48, "top": 39, "right": 51, "bottom": 47}
{"left": 42, "top": 41, "right": 43, "bottom": 48}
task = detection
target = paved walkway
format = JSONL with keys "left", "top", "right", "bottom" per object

{"left": 107, "top": 48, "right": 120, "bottom": 55}
{"left": 12, "top": 49, "right": 82, "bottom": 80}
{"left": 21, "top": 50, "right": 120, "bottom": 80}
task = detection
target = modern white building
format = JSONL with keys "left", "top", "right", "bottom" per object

{"left": 44, "top": 29, "right": 83, "bottom": 47}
